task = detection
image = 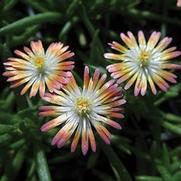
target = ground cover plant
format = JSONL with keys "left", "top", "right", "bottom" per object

{"left": 0, "top": 0, "right": 181, "bottom": 181}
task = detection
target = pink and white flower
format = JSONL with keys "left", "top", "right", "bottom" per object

{"left": 3, "top": 40, "right": 74, "bottom": 97}
{"left": 104, "top": 31, "right": 181, "bottom": 96}
{"left": 177, "top": 0, "right": 181, "bottom": 7}
{"left": 40, "top": 66, "right": 126, "bottom": 155}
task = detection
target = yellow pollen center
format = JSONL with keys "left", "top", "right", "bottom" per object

{"left": 76, "top": 98, "right": 91, "bottom": 116}
{"left": 139, "top": 51, "right": 150, "bottom": 67}
{"left": 34, "top": 56, "right": 45, "bottom": 69}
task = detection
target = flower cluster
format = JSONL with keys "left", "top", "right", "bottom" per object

{"left": 3, "top": 31, "right": 181, "bottom": 154}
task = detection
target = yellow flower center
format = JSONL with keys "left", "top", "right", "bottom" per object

{"left": 75, "top": 97, "right": 91, "bottom": 117}
{"left": 139, "top": 50, "right": 150, "bottom": 67}
{"left": 34, "top": 56, "right": 45, "bottom": 69}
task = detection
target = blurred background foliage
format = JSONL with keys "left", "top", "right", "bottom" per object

{"left": 0, "top": 0, "right": 181, "bottom": 181}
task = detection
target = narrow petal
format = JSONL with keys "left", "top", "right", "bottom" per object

{"left": 138, "top": 30, "right": 146, "bottom": 49}
{"left": 41, "top": 114, "right": 67, "bottom": 132}
{"left": 81, "top": 119, "right": 89, "bottom": 155}
{"left": 146, "top": 31, "right": 161, "bottom": 51}
{"left": 71, "top": 126, "right": 81, "bottom": 153}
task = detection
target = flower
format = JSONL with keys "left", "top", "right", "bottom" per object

{"left": 104, "top": 31, "right": 181, "bottom": 96}
{"left": 3, "top": 40, "right": 74, "bottom": 97}
{"left": 40, "top": 66, "right": 126, "bottom": 155}
{"left": 177, "top": 0, "right": 181, "bottom": 7}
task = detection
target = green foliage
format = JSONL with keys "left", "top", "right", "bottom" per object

{"left": 0, "top": 0, "right": 181, "bottom": 180}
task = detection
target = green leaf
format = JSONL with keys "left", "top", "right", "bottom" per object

{"left": 0, "top": 43, "right": 12, "bottom": 59}
{"left": 110, "top": 163, "right": 121, "bottom": 181}
{"left": 11, "top": 25, "right": 40, "bottom": 46}
{"left": 0, "top": 124, "right": 15, "bottom": 134}
{"left": 150, "top": 141, "right": 160, "bottom": 159}
{"left": 100, "top": 139, "right": 132, "bottom": 181}
{"left": 169, "top": 161, "right": 181, "bottom": 173}
{"left": 23, "top": 0, "right": 49, "bottom": 12}
{"left": 17, "top": 107, "right": 36, "bottom": 118}
{"left": 79, "top": 29, "right": 87, "bottom": 47}
{"left": 162, "top": 144, "right": 170, "bottom": 168}
{"left": 26, "top": 161, "right": 36, "bottom": 181}
{"left": 10, "top": 139, "right": 25, "bottom": 149}
{"left": 49, "top": 152, "right": 76, "bottom": 164}
{"left": 0, "top": 175, "right": 8, "bottom": 181}
{"left": 0, "top": 112, "right": 13, "bottom": 123}
{"left": 89, "top": 30, "right": 105, "bottom": 65}
{"left": 87, "top": 151, "right": 99, "bottom": 169}
{"left": 2, "top": 148, "right": 26, "bottom": 180}
{"left": 111, "top": 135, "right": 132, "bottom": 155}
{"left": 164, "top": 113, "right": 181, "bottom": 123}
{"left": 171, "top": 147, "right": 181, "bottom": 157}
{"left": 3, "top": 92, "right": 15, "bottom": 110}
{"left": 35, "top": 146, "right": 52, "bottom": 181}
{"left": 136, "top": 176, "right": 162, "bottom": 181}
{"left": 79, "top": 2, "right": 95, "bottom": 36}
{"left": 126, "top": 9, "right": 181, "bottom": 27}
{"left": 58, "top": 17, "right": 79, "bottom": 40}
{"left": 93, "top": 169, "right": 114, "bottom": 181}
{"left": 66, "top": 0, "right": 80, "bottom": 16}
{"left": 160, "top": 121, "right": 181, "bottom": 135}
{"left": 0, "top": 12, "right": 62, "bottom": 35}
{"left": 2, "top": 0, "right": 18, "bottom": 13}
{"left": 73, "top": 71, "right": 83, "bottom": 85}
{"left": 157, "top": 165, "right": 172, "bottom": 181}
{"left": 173, "top": 171, "right": 181, "bottom": 181}
{"left": 0, "top": 134, "right": 12, "bottom": 145}
{"left": 154, "top": 84, "right": 181, "bottom": 105}
{"left": 12, "top": 149, "right": 25, "bottom": 178}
